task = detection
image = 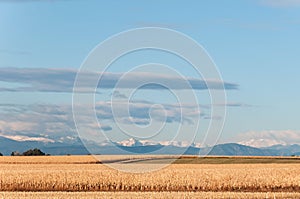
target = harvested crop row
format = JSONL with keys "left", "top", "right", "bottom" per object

{"left": 1, "top": 163, "right": 300, "bottom": 192}
{"left": 1, "top": 191, "right": 300, "bottom": 199}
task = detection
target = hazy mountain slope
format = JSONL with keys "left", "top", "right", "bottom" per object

{"left": 206, "top": 143, "right": 276, "bottom": 156}
{"left": 1, "top": 136, "right": 300, "bottom": 156}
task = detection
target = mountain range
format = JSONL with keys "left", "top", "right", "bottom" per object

{"left": 1, "top": 136, "right": 300, "bottom": 156}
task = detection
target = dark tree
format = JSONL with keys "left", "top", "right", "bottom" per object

{"left": 0, "top": 152, "right": 3, "bottom": 156}
{"left": 22, "top": 148, "right": 45, "bottom": 156}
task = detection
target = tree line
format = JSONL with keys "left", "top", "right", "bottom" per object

{"left": 0, "top": 148, "right": 47, "bottom": 156}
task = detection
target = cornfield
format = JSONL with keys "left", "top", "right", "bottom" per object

{"left": 0, "top": 156, "right": 300, "bottom": 192}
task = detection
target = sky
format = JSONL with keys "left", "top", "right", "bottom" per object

{"left": 0, "top": 0, "right": 300, "bottom": 147}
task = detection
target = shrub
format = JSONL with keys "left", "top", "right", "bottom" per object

{"left": 22, "top": 148, "right": 45, "bottom": 156}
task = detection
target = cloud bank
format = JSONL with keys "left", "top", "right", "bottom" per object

{"left": 237, "top": 130, "right": 300, "bottom": 147}
{"left": 0, "top": 67, "right": 239, "bottom": 93}
{"left": 0, "top": 100, "right": 208, "bottom": 141}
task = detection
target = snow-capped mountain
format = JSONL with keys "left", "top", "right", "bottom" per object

{"left": 117, "top": 138, "right": 144, "bottom": 147}
{"left": 1, "top": 135, "right": 300, "bottom": 156}
{"left": 159, "top": 140, "right": 203, "bottom": 148}
{"left": 116, "top": 138, "right": 203, "bottom": 148}
{"left": 238, "top": 138, "right": 287, "bottom": 148}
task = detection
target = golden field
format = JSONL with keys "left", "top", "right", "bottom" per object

{"left": 0, "top": 155, "right": 300, "bottom": 198}
{"left": 1, "top": 191, "right": 300, "bottom": 199}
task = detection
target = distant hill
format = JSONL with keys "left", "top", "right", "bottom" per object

{"left": 294, "top": 152, "right": 300, "bottom": 156}
{"left": 1, "top": 136, "right": 300, "bottom": 156}
{"left": 0, "top": 136, "right": 43, "bottom": 155}
{"left": 205, "top": 143, "right": 275, "bottom": 156}
{"left": 0, "top": 136, "right": 88, "bottom": 155}
{"left": 262, "top": 144, "right": 300, "bottom": 156}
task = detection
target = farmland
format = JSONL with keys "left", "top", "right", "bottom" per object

{"left": 0, "top": 155, "right": 300, "bottom": 198}
{"left": 1, "top": 192, "right": 300, "bottom": 199}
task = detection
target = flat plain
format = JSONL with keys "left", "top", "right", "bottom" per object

{"left": 1, "top": 155, "right": 300, "bottom": 198}
{"left": 1, "top": 191, "right": 300, "bottom": 199}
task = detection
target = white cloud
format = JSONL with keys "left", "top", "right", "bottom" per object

{"left": 116, "top": 138, "right": 205, "bottom": 148}
{"left": 0, "top": 121, "right": 36, "bottom": 132}
{"left": 95, "top": 100, "right": 204, "bottom": 125}
{"left": 0, "top": 100, "right": 207, "bottom": 141}
{"left": 0, "top": 133, "right": 55, "bottom": 143}
{"left": 239, "top": 138, "right": 286, "bottom": 148}
{"left": 236, "top": 130, "right": 300, "bottom": 147}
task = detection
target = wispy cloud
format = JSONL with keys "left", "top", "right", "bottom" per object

{"left": 135, "top": 21, "right": 184, "bottom": 29}
{"left": 217, "top": 102, "right": 254, "bottom": 108}
{"left": 112, "top": 91, "right": 127, "bottom": 99}
{"left": 260, "top": 0, "right": 300, "bottom": 7}
{"left": 206, "top": 18, "right": 281, "bottom": 31}
{"left": 0, "top": 49, "right": 31, "bottom": 56}
{"left": 0, "top": 67, "right": 239, "bottom": 93}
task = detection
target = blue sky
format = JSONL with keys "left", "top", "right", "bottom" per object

{"left": 0, "top": 0, "right": 300, "bottom": 146}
